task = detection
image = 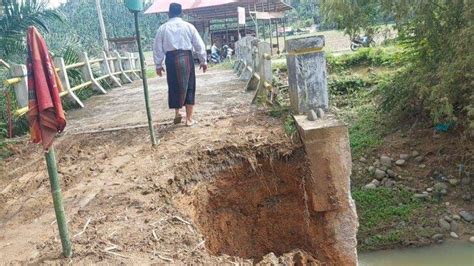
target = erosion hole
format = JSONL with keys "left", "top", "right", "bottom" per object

{"left": 183, "top": 154, "right": 323, "bottom": 260}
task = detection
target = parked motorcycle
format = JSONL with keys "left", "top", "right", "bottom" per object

{"left": 350, "top": 35, "right": 376, "bottom": 51}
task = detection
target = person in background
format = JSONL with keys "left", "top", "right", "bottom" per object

{"left": 210, "top": 42, "right": 220, "bottom": 63}
{"left": 153, "top": 3, "right": 207, "bottom": 127}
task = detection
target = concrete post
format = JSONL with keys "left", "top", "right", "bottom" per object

{"left": 9, "top": 64, "right": 28, "bottom": 108}
{"left": 79, "top": 52, "right": 107, "bottom": 94}
{"left": 100, "top": 51, "right": 122, "bottom": 87}
{"left": 239, "top": 37, "right": 255, "bottom": 81}
{"left": 113, "top": 51, "right": 133, "bottom": 83}
{"left": 294, "top": 115, "right": 358, "bottom": 266}
{"left": 54, "top": 57, "right": 84, "bottom": 107}
{"left": 286, "top": 35, "right": 328, "bottom": 113}
{"left": 123, "top": 52, "right": 141, "bottom": 80}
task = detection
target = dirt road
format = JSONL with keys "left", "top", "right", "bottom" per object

{"left": 0, "top": 68, "right": 318, "bottom": 264}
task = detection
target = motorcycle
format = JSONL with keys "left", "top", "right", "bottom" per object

{"left": 350, "top": 35, "right": 376, "bottom": 51}
{"left": 208, "top": 52, "right": 221, "bottom": 64}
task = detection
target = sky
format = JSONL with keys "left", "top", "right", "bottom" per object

{"left": 48, "top": 0, "right": 67, "bottom": 8}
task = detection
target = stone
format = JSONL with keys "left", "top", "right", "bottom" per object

{"left": 462, "top": 194, "right": 472, "bottom": 201}
{"left": 414, "top": 156, "right": 424, "bottom": 163}
{"left": 412, "top": 150, "right": 420, "bottom": 157}
{"left": 395, "top": 159, "right": 406, "bottom": 166}
{"left": 287, "top": 35, "right": 328, "bottom": 113}
{"left": 450, "top": 221, "right": 459, "bottom": 232}
{"left": 444, "top": 216, "right": 453, "bottom": 222}
{"left": 434, "top": 182, "right": 448, "bottom": 191}
{"left": 448, "top": 179, "right": 460, "bottom": 186}
{"left": 459, "top": 211, "right": 474, "bottom": 222}
{"left": 359, "top": 157, "right": 367, "bottom": 162}
{"left": 440, "top": 189, "right": 448, "bottom": 195}
{"left": 439, "top": 218, "right": 451, "bottom": 231}
{"left": 368, "top": 166, "right": 375, "bottom": 173}
{"left": 426, "top": 187, "right": 433, "bottom": 192}
{"left": 260, "top": 252, "right": 280, "bottom": 265}
{"left": 470, "top": 236, "right": 474, "bottom": 244}
{"left": 375, "top": 169, "right": 386, "bottom": 179}
{"left": 307, "top": 110, "right": 318, "bottom": 121}
{"left": 461, "top": 177, "right": 471, "bottom": 185}
{"left": 450, "top": 232, "right": 459, "bottom": 239}
{"left": 400, "top": 154, "right": 410, "bottom": 160}
{"left": 364, "top": 183, "right": 377, "bottom": 190}
{"left": 316, "top": 108, "right": 325, "bottom": 119}
{"left": 453, "top": 215, "right": 461, "bottom": 221}
{"left": 384, "top": 179, "right": 396, "bottom": 188}
{"left": 380, "top": 155, "right": 393, "bottom": 167}
{"left": 387, "top": 169, "right": 397, "bottom": 178}
{"left": 371, "top": 179, "right": 381, "bottom": 186}
{"left": 432, "top": 233, "right": 444, "bottom": 241}
{"left": 414, "top": 193, "right": 429, "bottom": 200}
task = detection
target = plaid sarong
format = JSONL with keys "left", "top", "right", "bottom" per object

{"left": 27, "top": 26, "right": 66, "bottom": 150}
{"left": 165, "top": 50, "right": 196, "bottom": 109}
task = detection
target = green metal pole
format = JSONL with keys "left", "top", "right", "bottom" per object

{"left": 45, "top": 146, "right": 72, "bottom": 258}
{"left": 134, "top": 11, "right": 157, "bottom": 146}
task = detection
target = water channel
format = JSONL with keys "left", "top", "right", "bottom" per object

{"left": 359, "top": 242, "right": 473, "bottom": 266}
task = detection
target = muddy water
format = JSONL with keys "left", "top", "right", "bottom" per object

{"left": 359, "top": 242, "right": 474, "bottom": 266}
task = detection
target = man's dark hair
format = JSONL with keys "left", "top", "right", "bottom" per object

{"left": 169, "top": 3, "right": 182, "bottom": 18}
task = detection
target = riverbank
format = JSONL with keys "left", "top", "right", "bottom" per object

{"left": 272, "top": 46, "right": 474, "bottom": 252}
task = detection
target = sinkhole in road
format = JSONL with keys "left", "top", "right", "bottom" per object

{"left": 179, "top": 151, "right": 325, "bottom": 262}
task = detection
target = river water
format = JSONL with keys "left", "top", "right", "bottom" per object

{"left": 359, "top": 242, "right": 474, "bottom": 266}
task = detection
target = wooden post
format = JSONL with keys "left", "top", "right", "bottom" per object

{"left": 113, "top": 51, "right": 133, "bottom": 83}
{"left": 54, "top": 57, "right": 84, "bottom": 107}
{"left": 79, "top": 52, "right": 107, "bottom": 94}
{"left": 45, "top": 146, "right": 73, "bottom": 258}
{"left": 101, "top": 51, "right": 122, "bottom": 87}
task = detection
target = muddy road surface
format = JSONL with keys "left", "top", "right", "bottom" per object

{"left": 0, "top": 69, "right": 322, "bottom": 264}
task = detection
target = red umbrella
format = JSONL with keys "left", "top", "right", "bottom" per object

{"left": 144, "top": 0, "right": 237, "bottom": 14}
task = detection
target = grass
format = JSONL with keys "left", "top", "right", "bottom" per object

{"left": 353, "top": 187, "right": 427, "bottom": 251}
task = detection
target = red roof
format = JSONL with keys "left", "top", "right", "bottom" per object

{"left": 144, "top": 0, "right": 237, "bottom": 14}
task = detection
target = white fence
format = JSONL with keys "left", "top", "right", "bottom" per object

{"left": 3, "top": 51, "right": 142, "bottom": 117}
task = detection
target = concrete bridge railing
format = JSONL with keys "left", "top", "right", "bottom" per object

{"left": 2, "top": 51, "right": 142, "bottom": 120}
{"left": 234, "top": 35, "right": 359, "bottom": 265}
{"left": 233, "top": 36, "right": 275, "bottom": 105}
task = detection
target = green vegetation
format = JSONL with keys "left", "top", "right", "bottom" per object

{"left": 353, "top": 187, "right": 439, "bottom": 251}
{"left": 48, "top": 0, "right": 165, "bottom": 55}
{"left": 322, "top": 0, "right": 473, "bottom": 130}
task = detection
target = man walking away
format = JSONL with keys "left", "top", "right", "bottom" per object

{"left": 153, "top": 3, "right": 207, "bottom": 127}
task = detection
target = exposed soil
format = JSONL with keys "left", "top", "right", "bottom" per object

{"left": 0, "top": 69, "right": 327, "bottom": 264}
{"left": 176, "top": 151, "right": 313, "bottom": 259}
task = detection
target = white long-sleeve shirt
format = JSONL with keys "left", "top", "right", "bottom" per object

{"left": 153, "top": 17, "right": 207, "bottom": 69}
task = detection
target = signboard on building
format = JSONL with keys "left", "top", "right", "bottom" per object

{"left": 238, "top": 7, "right": 245, "bottom": 25}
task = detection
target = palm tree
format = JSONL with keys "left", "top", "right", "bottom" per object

{"left": 0, "top": 0, "right": 63, "bottom": 60}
